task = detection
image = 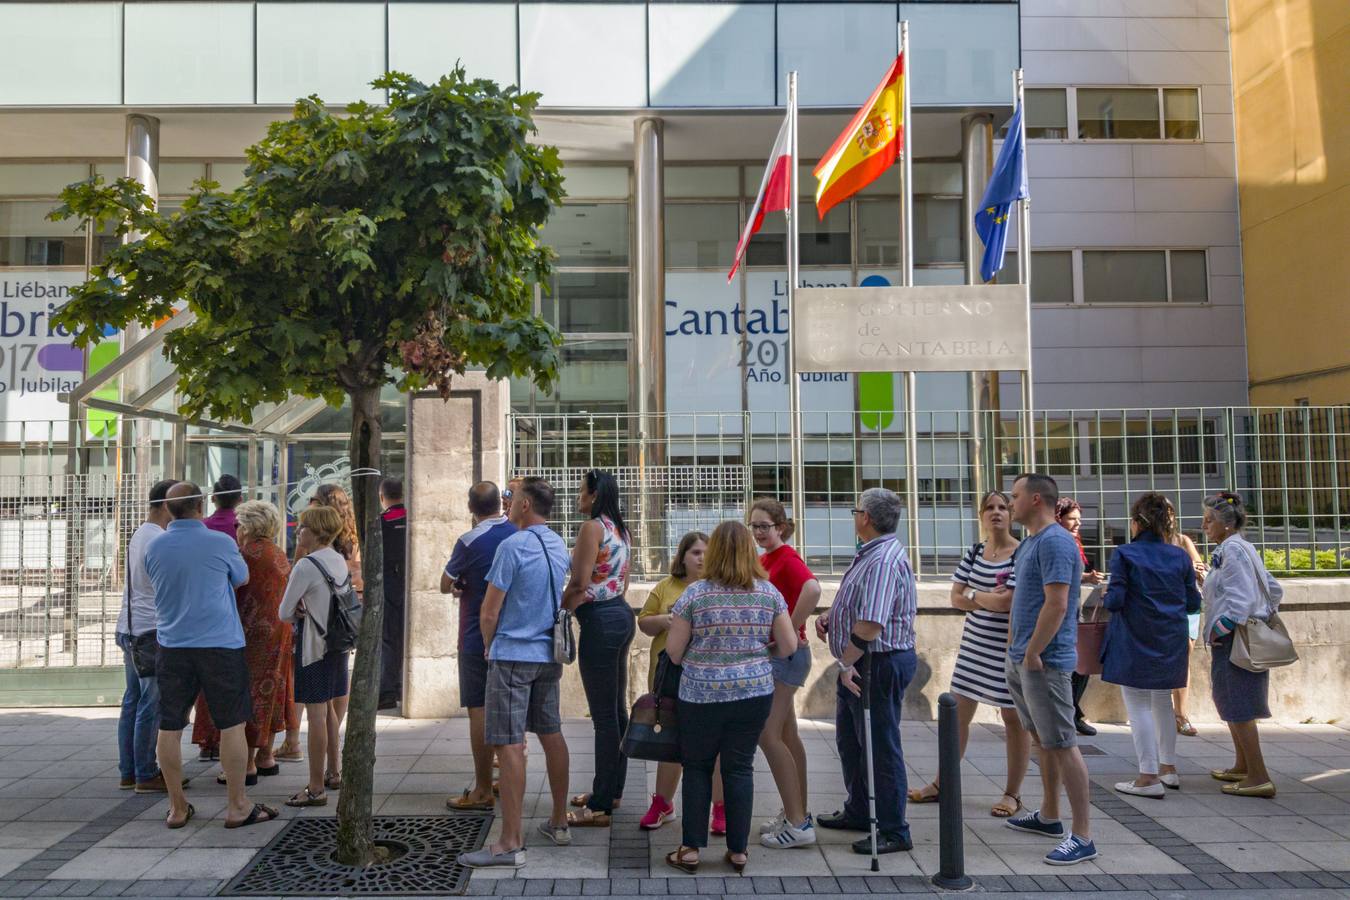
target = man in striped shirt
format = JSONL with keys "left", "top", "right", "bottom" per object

{"left": 815, "top": 487, "right": 918, "bottom": 855}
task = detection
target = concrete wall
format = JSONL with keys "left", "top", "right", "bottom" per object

{"left": 1018, "top": 0, "right": 1248, "bottom": 409}
{"left": 404, "top": 575, "right": 1350, "bottom": 723}
{"left": 1227, "top": 0, "right": 1350, "bottom": 406}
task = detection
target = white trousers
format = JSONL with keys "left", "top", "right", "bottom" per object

{"left": 1121, "top": 686, "right": 1177, "bottom": 775}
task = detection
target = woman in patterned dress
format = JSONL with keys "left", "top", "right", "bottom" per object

{"left": 564, "top": 469, "right": 635, "bottom": 826}
{"left": 909, "top": 490, "right": 1030, "bottom": 818}
{"left": 228, "top": 501, "right": 292, "bottom": 782}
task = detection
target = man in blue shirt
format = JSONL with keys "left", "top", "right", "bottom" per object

{"left": 144, "top": 481, "right": 275, "bottom": 831}
{"left": 1004, "top": 473, "right": 1096, "bottom": 866}
{"left": 459, "top": 477, "right": 571, "bottom": 869}
{"left": 441, "top": 480, "right": 516, "bottom": 812}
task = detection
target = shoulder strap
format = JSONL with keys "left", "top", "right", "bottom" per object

{"left": 124, "top": 545, "right": 134, "bottom": 633}
{"left": 305, "top": 553, "right": 351, "bottom": 591}
{"left": 528, "top": 527, "right": 560, "bottom": 613}
{"left": 1234, "top": 539, "right": 1274, "bottom": 616}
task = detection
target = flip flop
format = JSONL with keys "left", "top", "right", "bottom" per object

{"left": 225, "top": 803, "right": 280, "bottom": 829}
{"left": 907, "top": 784, "right": 939, "bottom": 803}
{"left": 445, "top": 790, "right": 494, "bottom": 812}
{"left": 167, "top": 803, "right": 195, "bottom": 830}
{"left": 286, "top": 787, "right": 328, "bottom": 808}
{"left": 256, "top": 764, "right": 281, "bottom": 777}
{"left": 1175, "top": 716, "right": 1198, "bottom": 737}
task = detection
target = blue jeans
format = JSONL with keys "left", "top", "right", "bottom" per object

{"left": 116, "top": 632, "right": 160, "bottom": 782}
{"left": 835, "top": 648, "right": 917, "bottom": 839}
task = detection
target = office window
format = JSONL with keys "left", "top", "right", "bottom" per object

{"left": 857, "top": 200, "right": 898, "bottom": 267}
{"left": 1083, "top": 250, "right": 1168, "bottom": 303}
{"left": 999, "top": 251, "right": 1074, "bottom": 304}
{"left": 1001, "top": 89, "right": 1069, "bottom": 140}
{"left": 1078, "top": 89, "right": 1161, "bottom": 140}
{"left": 1164, "top": 89, "right": 1202, "bottom": 140}
{"left": 1169, "top": 250, "right": 1208, "bottom": 301}
{"left": 915, "top": 197, "right": 961, "bottom": 265}
{"left": 544, "top": 272, "right": 629, "bottom": 334}
{"left": 0, "top": 201, "right": 84, "bottom": 267}
{"left": 666, "top": 203, "right": 738, "bottom": 268}
{"left": 746, "top": 202, "right": 849, "bottom": 268}
{"left": 541, "top": 203, "right": 629, "bottom": 268}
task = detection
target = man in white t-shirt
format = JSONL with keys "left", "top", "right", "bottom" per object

{"left": 115, "top": 479, "right": 177, "bottom": 792}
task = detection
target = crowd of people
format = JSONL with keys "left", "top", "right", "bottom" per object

{"left": 114, "top": 474, "right": 408, "bottom": 827}
{"left": 116, "top": 465, "right": 1288, "bottom": 872}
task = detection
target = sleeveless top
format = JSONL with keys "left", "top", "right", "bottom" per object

{"left": 584, "top": 515, "right": 630, "bottom": 603}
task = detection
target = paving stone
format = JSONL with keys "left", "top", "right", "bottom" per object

{"left": 1114, "top": 875, "right": 1150, "bottom": 891}
{"left": 894, "top": 876, "right": 934, "bottom": 894}
{"left": 1191, "top": 863, "right": 1235, "bottom": 875}
{"left": 0, "top": 883, "right": 41, "bottom": 898}
{"left": 609, "top": 878, "right": 639, "bottom": 895}
{"left": 691, "top": 879, "right": 724, "bottom": 895}
{"left": 722, "top": 878, "right": 755, "bottom": 894}
{"left": 750, "top": 877, "right": 783, "bottom": 894}
{"left": 1003, "top": 875, "right": 1038, "bottom": 893}
{"left": 807, "top": 877, "right": 839, "bottom": 893}
{"left": 862, "top": 876, "right": 894, "bottom": 893}
{"left": 466, "top": 883, "right": 496, "bottom": 897}
{"left": 1311, "top": 872, "right": 1347, "bottom": 888}
{"left": 1055, "top": 874, "right": 1094, "bottom": 892}
{"left": 973, "top": 875, "right": 1008, "bottom": 893}
{"left": 552, "top": 879, "right": 581, "bottom": 896}
{"left": 27, "top": 884, "right": 68, "bottom": 898}
{"left": 779, "top": 876, "right": 810, "bottom": 894}
{"left": 581, "top": 878, "right": 611, "bottom": 896}
{"left": 522, "top": 880, "right": 553, "bottom": 896}
{"left": 834, "top": 877, "right": 867, "bottom": 895}
{"left": 493, "top": 880, "right": 526, "bottom": 895}
{"left": 119, "top": 881, "right": 195, "bottom": 897}
{"left": 55, "top": 884, "right": 104, "bottom": 898}
{"left": 637, "top": 880, "right": 666, "bottom": 895}
{"left": 1282, "top": 872, "right": 1321, "bottom": 888}
{"left": 1030, "top": 875, "right": 1066, "bottom": 892}
{"left": 1171, "top": 874, "right": 1207, "bottom": 890}
{"left": 1144, "top": 875, "right": 1181, "bottom": 890}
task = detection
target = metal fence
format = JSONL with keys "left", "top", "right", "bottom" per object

{"left": 509, "top": 406, "right": 1350, "bottom": 579}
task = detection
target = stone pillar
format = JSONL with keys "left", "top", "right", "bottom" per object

{"left": 401, "top": 372, "right": 510, "bottom": 718}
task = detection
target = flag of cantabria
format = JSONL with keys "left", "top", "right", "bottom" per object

{"left": 975, "top": 102, "right": 1029, "bottom": 283}
{"left": 813, "top": 54, "right": 904, "bottom": 219}
{"left": 727, "top": 109, "right": 794, "bottom": 282}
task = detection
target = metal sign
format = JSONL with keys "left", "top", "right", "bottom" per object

{"left": 793, "top": 284, "right": 1030, "bottom": 373}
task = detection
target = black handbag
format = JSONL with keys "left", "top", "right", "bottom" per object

{"left": 124, "top": 555, "right": 158, "bottom": 678}
{"left": 621, "top": 651, "right": 682, "bottom": 763}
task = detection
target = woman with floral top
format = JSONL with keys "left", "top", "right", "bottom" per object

{"left": 563, "top": 469, "right": 635, "bottom": 826}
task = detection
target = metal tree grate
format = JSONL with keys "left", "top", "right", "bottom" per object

{"left": 220, "top": 814, "right": 492, "bottom": 896}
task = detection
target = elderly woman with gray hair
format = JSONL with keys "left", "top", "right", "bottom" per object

{"left": 1199, "top": 491, "right": 1283, "bottom": 799}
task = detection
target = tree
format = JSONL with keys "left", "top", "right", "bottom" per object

{"left": 52, "top": 70, "right": 565, "bottom": 865}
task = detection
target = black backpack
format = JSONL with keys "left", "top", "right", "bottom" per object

{"left": 306, "top": 555, "right": 362, "bottom": 655}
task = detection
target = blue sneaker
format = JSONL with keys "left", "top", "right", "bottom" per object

{"left": 1045, "top": 834, "right": 1098, "bottom": 866}
{"left": 1005, "top": 809, "right": 1065, "bottom": 838}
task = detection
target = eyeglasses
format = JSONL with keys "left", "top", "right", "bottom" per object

{"left": 749, "top": 522, "right": 775, "bottom": 531}
{"left": 850, "top": 508, "right": 865, "bottom": 516}
{"left": 502, "top": 490, "right": 513, "bottom": 500}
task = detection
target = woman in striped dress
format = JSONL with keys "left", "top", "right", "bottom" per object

{"left": 908, "top": 490, "right": 1031, "bottom": 818}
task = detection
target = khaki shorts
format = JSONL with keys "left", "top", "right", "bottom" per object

{"left": 1004, "top": 655, "right": 1077, "bottom": 750}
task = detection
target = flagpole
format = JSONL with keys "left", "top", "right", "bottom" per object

{"left": 786, "top": 70, "right": 807, "bottom": 560}
{"left": 899, "top": 19, "right": 921, "bottom": 574}
{"left": 1014, "top": 67, "right": 1035, "bottom": 466}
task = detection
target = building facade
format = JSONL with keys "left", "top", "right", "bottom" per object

{"left": 1227, "top": 0, "right": 1348, "bottom": 407}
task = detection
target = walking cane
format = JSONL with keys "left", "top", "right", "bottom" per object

{"left": 859, "top": 643, "right": 880, "bottom": 872}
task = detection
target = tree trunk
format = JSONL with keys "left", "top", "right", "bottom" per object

{"left": 334, "top": 382, "right": 386, "bottom": 867}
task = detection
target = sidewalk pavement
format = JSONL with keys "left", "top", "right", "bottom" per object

{"left": 0, "top": 707, "right": 1348, "bottom": 898}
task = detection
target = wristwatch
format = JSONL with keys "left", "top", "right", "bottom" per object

{"left": 964, "top": 587, "right": 977, "bottom": 603}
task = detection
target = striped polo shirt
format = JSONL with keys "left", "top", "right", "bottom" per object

{"left": 827, "top": 534, "right": 917, "bottom": 659}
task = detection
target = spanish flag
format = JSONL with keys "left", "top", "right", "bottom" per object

{"left": 813, "top": 55, "right": 904, "bottom": 219}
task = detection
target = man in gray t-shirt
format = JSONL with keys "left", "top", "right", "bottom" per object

{"left": 1003, "top": 473, "right": 1098, "bottom": 867}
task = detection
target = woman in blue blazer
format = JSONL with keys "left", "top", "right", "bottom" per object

{"left": 1102, "top": 492, "right": 1203, "bottom": 799}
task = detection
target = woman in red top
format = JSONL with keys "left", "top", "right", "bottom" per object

{"left": 748, "top": 498, "right": 821, "bottom": 849}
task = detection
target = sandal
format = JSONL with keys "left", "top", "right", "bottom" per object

{"left": 325, "top": 772, "right": 341, "bottom": 791}
{"left": 446, "top": 789, "right": 494, "bottom": 812}
{"left": 566, "top": 809, "right": 612, "bottom": 828}
{"left": 286, "top": 786, "right": 328, "bottom": 808}
{"left": 665, "top": 846, "right": 699, "bottom": 874}
{"left": 217, "top": 772, "right": 258, "bottom": 787}
{"left": 225, "top": 803, "right": 280, "bottom": 829}
{"left": 725, "top": 851, "right": 747, "bottom": 875}
{"left": 990, "top": 793, "right": 1021, "bottom": 818}
{"left": 166, "top": 803, "right": 195, "bottom": 830}
{"left": 1175, "top": 716, "right": 1198, "bottom": 737}
{"left": 570, "top": 793, "right": 620, "bottom": 809}
{"left": 907, "top": 782, "right": 939, "bottom": 803}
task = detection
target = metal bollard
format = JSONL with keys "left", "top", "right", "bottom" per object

{"left": 931, "top": 692, "right": 974, "bottom": 891}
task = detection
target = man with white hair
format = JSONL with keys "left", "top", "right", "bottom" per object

{"left": 814, "top": 487, "right": 918, "bottom": 855}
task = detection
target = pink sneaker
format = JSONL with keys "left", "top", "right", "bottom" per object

{"left": 639, "top": 794, "right": 676, "bottom": 830}
{"left": 711, "top": 802, "right": 727, "bottom": 836}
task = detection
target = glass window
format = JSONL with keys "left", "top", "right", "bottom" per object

{"left": 914, "top": 197, "right": 961, "bottom": 265}
{"left": 559, "top": 166, "right": 629, "bottom": 200}
{"left": 1170, "top": 250, "right": 1208, "bottom": 301}
{"left": 1077, "top": 88, "right": 1161, "bottom": 140}
{"left": 541, "top": 203, "right": 629, "bottom": 267}
{"left": 551, "top": 339, "right": 630, "bottom": 412}
{"left": 0, "top": 164, "right": 90, "bottom": 196}
{"left": 1026, "top": 88, "right": 1069, "bottom": 139}
{"left": 1083, "top": 250, "right": 1167, "bottom": 303}
{"left": 666, "top": 166, "right": 739, "bottom": 199}
{"left": 666, "top": 203, "right": 738, "bottom": 268}
{"left": 1164, "top": 89, "right": 1201, "bottom": 140}
{"left": 857, "top": 200, "right": 898, "bottom": 267}
{"left": 745, "top": 202, "right": 849, "bottom": 268}
{"left": 95, "top": 162, "right": 205, "bottom": 196}
{"left": 1000, "top": 251, "right": 1074, "bottom": 303}
{"left": 211, "top": 163, "right": 249, "bottom": 191}
{"left": 0, "top": 201, "right": 84, "bottom": 267}
{"left": 545, "top": 273, "right": 629, "bottom": 334}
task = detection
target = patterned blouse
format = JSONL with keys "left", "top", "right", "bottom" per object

{"left": 672, "top": 578, "right": 787, "bottom": 704}
{"left": 583, "top": 515, "right": 630, "bottom": 603}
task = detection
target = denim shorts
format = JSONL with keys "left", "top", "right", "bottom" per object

{"left": 1004, "top": 656, "right": 1077, "bottom": 750}
{"left": 770, "top": 643, "right": 812, "bottom": 689}
{"left": 459, "top": 650, "right": 488, "bottom": 709}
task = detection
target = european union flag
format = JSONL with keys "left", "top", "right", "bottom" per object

{"left": 975, "top": 102, "right": 1029, "bottom": 283}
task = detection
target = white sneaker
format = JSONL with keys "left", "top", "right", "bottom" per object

{"left": 760, "top": 818, "right": 817, "bottom": 849}
{"left": 1114, "top": 780, "right": 1165, "bottom": 798}
{"left": 1160, "top": 773, "right": 1181, "bottom": 790}
{"left": 759, "top": 809, "right": 786, "bottom": 835}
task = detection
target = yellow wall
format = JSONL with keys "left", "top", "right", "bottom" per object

{"left": 1228, "top": 0, "right": 1350, "bottom": 406}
